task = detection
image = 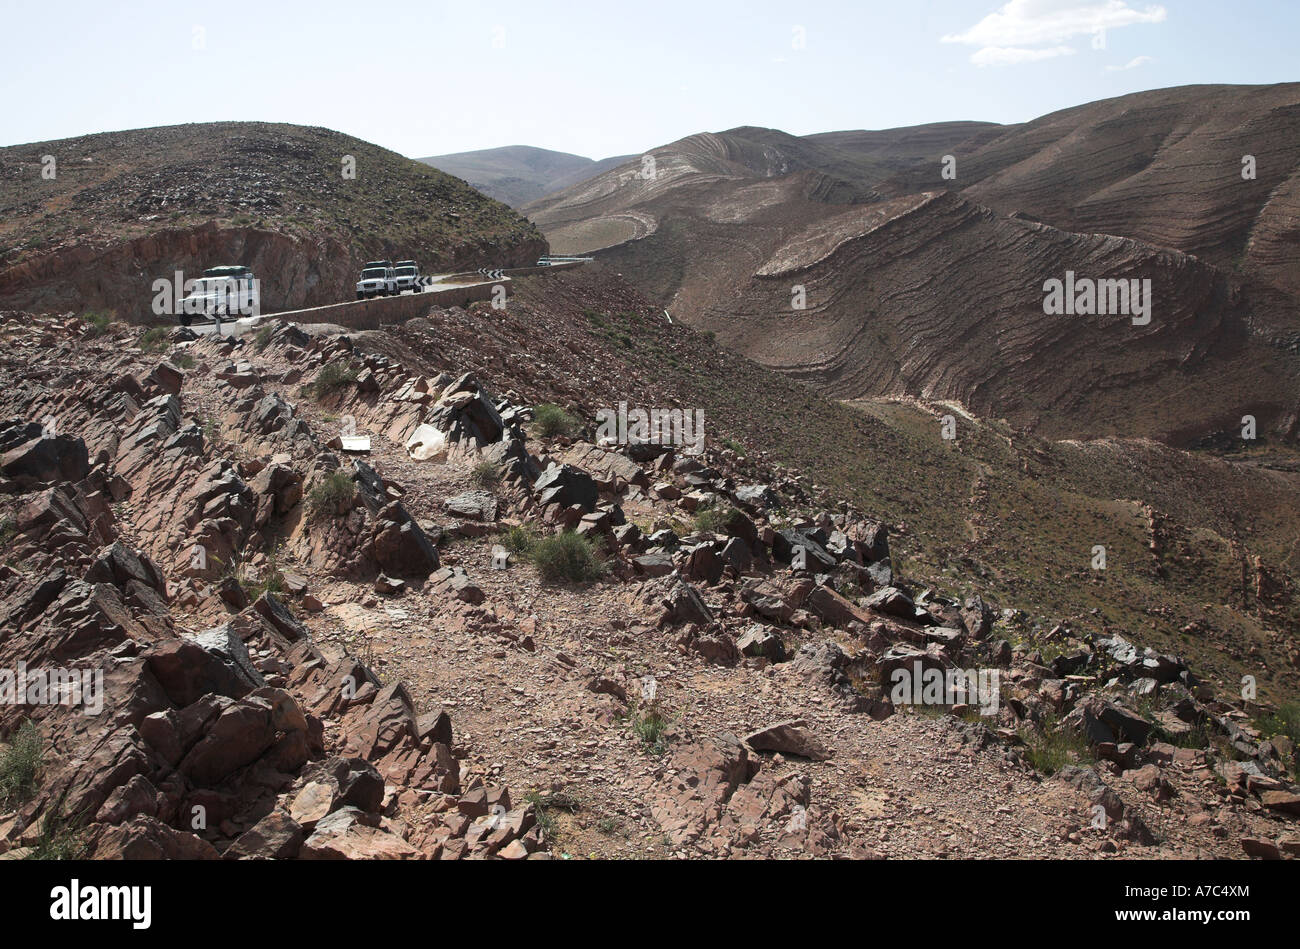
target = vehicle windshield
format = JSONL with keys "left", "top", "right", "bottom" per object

{"left": 203, "top": 267, "right": 248, "bottom": 278}
{"left": 395, "top": 267, "right": 416, "bottom": 276}
{"left": 361, "top": 269, "right": 387, "bottom": 279}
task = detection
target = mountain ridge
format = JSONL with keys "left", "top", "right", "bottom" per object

{"left": 521, "top": 83, "right": 1300, "bottom": 446}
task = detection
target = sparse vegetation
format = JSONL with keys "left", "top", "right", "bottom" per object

{"left": 1164, "top": 721, "right": 1211, "bottom": 750}
{"left": 0, "top": 516, "right": 15, "bottom": 547}
{"left": 173, "top": 352, "right": 195, "bottom": 370}
{"left": 528, "top": 531, "right": 606, "bottom": 584}
{"left": 693, "top": 503, "right": 738, "bottom": 535}
{"left": 469, "top": 459, "right": 500, "bottom": 489}
{"left": 1019, "top": 715, "right": 1094, "bottom": 776}
{"left": 244, "top": 545, "right": 287, "bottom": 601}
{"left": 628, "top": 697, "right": 671, "bottom": 755}
{"left": 1256, "top": 701, "right": 1300, "bottom": 748}
{"left": 0, "top": 720, "right": 43, "bottom": 810}
{"left": 311, "top": 363, "right": 359, "bottom": 400}
{"left": 500, "top": 524, "right": 540, "bottom": 556}
{"left": 82, "top": 311, "right": 114, "bottom": 337}
{"left": 24, "top": 789, "right": 86, "bottom": 860}
{"left": 254, "top": 326, "right": 274, "bottom": 350}
{"left": 308, "top": 469, "right": 357, "bottom": 520}
{"left": 140, "top": 327, "right": 169, "bottom": 353}
{"left": 524, "top": 789, "right": 580, "bottom": 841}
{"left": 533, "top": 403, "right": 577, "bottom": 437}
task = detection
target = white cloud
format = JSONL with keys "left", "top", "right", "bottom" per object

{"left": 943, "top": 1, "right": 1167, "bottom": 66}
{"left": 971, "top": 45, "right": 1077, "bottom": 66}
{"left": 1105, "top": 54, "right": 1155, "bottom": 71}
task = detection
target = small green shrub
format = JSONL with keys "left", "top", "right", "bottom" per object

{"left": 693, "top": 503, "right": 738, "bottom": 535}
{"left": 173, "top": 352, "right": 195, "bottom": 370}
{"left": 533, "top": 403, "right": 577, "bottom": 438}
{"left": 523, "top": 789, "right": 580, "bottom": 841}
{"left": 0, "top": 720, "right": 43, "bottom": 809}
{"left": 308, "top": 470, "right": 357, "bottom": 519}
{"left": 1019, "top": 715, "right": 1094, "bottom": 776}
{"left": 254, "top": 326, "right": 274, "bottom": 350}
{"left": 500, "top": 525, "right": 539, "bottom": 556}
{"left": 469, "top": 460, "right": 500, "bottom": 489}
{"left": 140, "top": 327, "right": 169, "bottom": 353}
{"left": 529, "top": 531, "right": 606, "bottom": 584}
{"left": 1256, "top": 702, "right": 1300, "bottom": 747}
{"left": 629, "top": 700, "right": 671, "bottom": 755}
{"left": 0, "top": 517, "right": 15, "bottom": 547}
{"left": 82, "top": 311, "right": 114, "bottom": 338}
{"left": 311, "top": 363, "right": 359, "bottom": 400}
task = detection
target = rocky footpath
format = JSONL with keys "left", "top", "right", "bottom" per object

{"left": 0, "top": 308, "right": 1297, "bottom": 859}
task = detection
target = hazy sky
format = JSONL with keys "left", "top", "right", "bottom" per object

{"left": 4, "top": 0, "right": 1295, "bottom": 159}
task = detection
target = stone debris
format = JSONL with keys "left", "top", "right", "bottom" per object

{"left": 0, "top": 308, "right": 1293, "bottom": 866}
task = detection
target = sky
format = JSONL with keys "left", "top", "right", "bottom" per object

{"left": 2, "top": 0, "right": 1296, "bottom": 160}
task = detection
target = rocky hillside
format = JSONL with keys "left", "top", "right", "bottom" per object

{"left": 523, "top": 123, "right": 967, "bottom": 253}
{"left": 0, "top": 123, "right": 547, "bottom": 319}
{"left": 948, "top": 83, "right": 1300, "bottom": 295}
{"left": 522, "top": 85, "right": 1300, "bottom": 445}
{"left": 0, "top": 266, "right": 1297, "bottom": 860}
{"left": 709, "top": 190, "right": 1300, "bottom": 442}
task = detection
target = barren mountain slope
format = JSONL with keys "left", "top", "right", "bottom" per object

{"left": 716, "top": 190, "right": 1300, "bottom": 442}
{"left": 522, "top": 86, "right": 1300, "bottom": 445}
{"left": 952, "top": 83, "right": 1300, "bottom": 293}
{"left": 0, "top": 123, "right": 547, "bottom": 319}
{"left": 524, "top": 122, "right": 992, "bottom": 254}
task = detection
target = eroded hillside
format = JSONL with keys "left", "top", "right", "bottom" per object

{"left": 3, "top": 266, "right": 1296, "bottom": 861}
{"left": 522, "top": 85, "right": 1300, "bottom": 445}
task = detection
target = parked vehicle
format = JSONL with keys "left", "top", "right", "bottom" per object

{"left": 355, "top": 264, "right": 395, "bottom": 299}
{"left": 203, "top": 265, "right": 254, "bottom": 281}
{"left": 392, "top": 260, "right": 421, "bottom": 294}
{"left": 179, "top": 265, "right": 258, "bottom": 324}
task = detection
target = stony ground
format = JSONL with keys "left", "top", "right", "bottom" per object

{"left": 0, "top": 307, "right": 1297, "bottom": 861}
